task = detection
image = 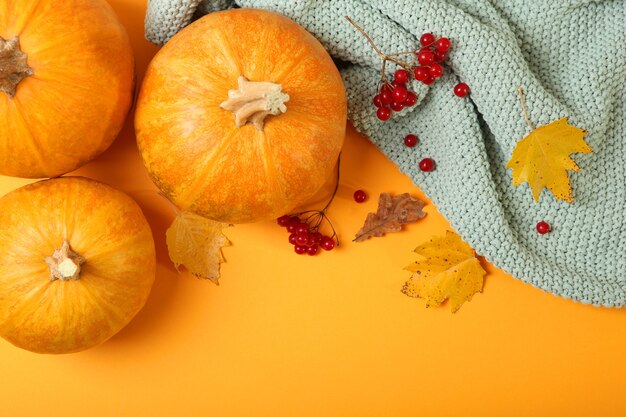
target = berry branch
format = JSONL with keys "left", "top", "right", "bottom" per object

{"left": 344, "top": 16, "right": 452, "bottom": 121}
{"left": 517, "top": 86, "right": 535, "bottom": 130}
{"left": 276, "top": 155, "right": 342, "bottom": 255}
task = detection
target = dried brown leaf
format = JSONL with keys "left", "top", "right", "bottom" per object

{"left": 354, "top": 193, "right": 426, "bottom": 242}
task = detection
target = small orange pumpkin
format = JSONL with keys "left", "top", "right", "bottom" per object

{"left": 0, "top": 0, "right": 134, "bottom": 179}
{"left": 0, "top": 177, "right": 155, "bottom": 354}
{"left": 136, "top": 9, "right": 347, "bottom": 223}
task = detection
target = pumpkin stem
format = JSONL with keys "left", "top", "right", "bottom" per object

{"left": 0, "top": 36, "right": 33, "bottom": 99}
{"left": 45, "top": 241, "right": 86, "bottom": 281}
{"left": 220, "top": 76, "right": 289, "bottom": 131}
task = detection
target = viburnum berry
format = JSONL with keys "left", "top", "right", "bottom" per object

{"left": 390, "top": 101, "right": 404, "bottom": 112}
{"left": 417, "top": 49, "right": 435, "bottom": 66}
{"left": 433, "top": 50, "right": 446, "bottom": 62}
{"left": 288, "top": 233, "right": 297, "bottom": 245}
{"left": 295, "top": 233, "right": 308, "bottom": 246}
{"left": 536, "top": 221, "right": 551, "bottom": 234}
{"left": 309, "top": 232, "right": 323, "bottom": 246}
{"left": 435, "top": 37, "right": 451, "bottom": 52}
{"left": 454, "top": 82, "right": 470, "bottom": 97}
{"left": 373, "top": 94, "right": 382, "bottom": 107}
{"left": 414, "top": 66, "right": 430, "bottom": 82}
{"left": 277, "top": 215, "right": 292, "bottom": 227}
{"left": 420, "top": 33, "right": 435, "bottom": 46}
{"left": 404, "top": 134, "right": 418, "bottom": 147}
{"left": 392, "top": 85, "right": 408, "bottom": 102}
{"left": 294, "top": 245, "right": 307, "bottom": 255}
{"left": 354, "top": 189, "right": 367, "bottom": 203}
{"left": 419, "top": 158, "right": 436, "bottom": 172}
{"left": 307, "top": 245, "right": 319, "bottom": 256}
{"left": 422, "top": 75, "right": 435, "bottom": 85}
{"left": 286, "top": 220, "right": 299, "bottom": 233}
{"left": 380, "top": 89, "right": 393, "bottom": 105}
{"left": 394, "top": 69, "right": 410, "bottom": 84}
{"left": 429, "top": 63, "right": 443, "bottom": 78}
{"left": 404, "top": 91, "right": 417, "bottom": 106}
{"left": 295, "top": 223, "right": 309, "bottom": 235}
{"left": 376, "top": 107, "right": 391, "bottom": 121}
{"left": 320, "top": 236, "right": 335, "bottom": 251}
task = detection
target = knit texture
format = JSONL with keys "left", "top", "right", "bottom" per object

{"left": 145, "top": 0, "right": 626, "bottom": 306}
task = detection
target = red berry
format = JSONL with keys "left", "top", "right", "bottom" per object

{"left": 454, "top": 82, "right": 470, "bottom": 97}
{"left": 320, "top": 236, "right": 335, "bottom": 251}
{"left": 307, "top": 245, "right": 319, "bottom": 256}
{"left": 277, "top": 215, "right": 292, "bottom": 227}
{"left": 420, "top": 33, "right": 435, "bottom": 46}
{"left": 294, "top": 245, "right": 307, "bottom": 255}
{"left": 392, "top": 85, "right": 408, "bottom": 103}
{"left": 295, "top": 223, "right": 309, "bottom": 235}
{"left": 422, "top": 75, "right": 435, "bottom": 85}
{"left": 373, "top": 94, "right": 382, "bottom": 107}
{"left": 380, "top": 90, "right": 393, "bottom": 105}
{"left": 433, "top": 50, "right": 446, "bottom": 62}
{"left": 404, "top": 134, "right": 418, "bottom": 147}
{"left": 417, "top": 50, "right": 435, "bottom": 66}
{"left": 429, "top": 63, "right": 443, "bottom": 78}
{"left": 419, "top": 158, "right": 436, "bottom": 172}
{"left": 390, "top": 101, "right": 404, "bottom": 112}
{"left": 394, "top": 69, "right": 410, "bottom": 84}
{"left": 286, "top": 220, "right": 299, "bottom": 233}
{"left": 403, "top": 91, "right": 417, "bottom": 107}
{"left": 295, "top": 233, "right": 308, "bottom": 246}
{"left": 435, "top": 38, "right": 451, "bottom": 52}
{"left": 376, "top": 107, "right": 391, "bottom": 121}
{"left": 288, "top": 233, "right": 297, "bottom": 245}
{"left": 536, "top": 221, "right": 551, "bottom": 234}
{"left": 413, "top": 66, "right": 430, "bottom": 82}
{"left": 354, "top": 189, "right": 367, "bottom": 203}
{"left": 309, "top": 232, "right": 323, "bottom": 246}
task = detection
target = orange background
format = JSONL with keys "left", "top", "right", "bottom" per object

{"left": 2, "top": 1, "right": 626, "bottom": 416}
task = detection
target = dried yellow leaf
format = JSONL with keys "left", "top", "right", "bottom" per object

{"left": 506, "top": 117, "right": 591, "bottom": 203}
{"left": 403, "top": 231, "right": 486, "bottom": 313}
{"left": 166, "top": 211, "right": 231, "bottom": 284}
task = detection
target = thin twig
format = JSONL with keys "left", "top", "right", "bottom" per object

{"left": 517, "top": 86, "right": 534, "bottom": 130}
{"left": 344, "top": 16, "right": 386, "bottom": 59}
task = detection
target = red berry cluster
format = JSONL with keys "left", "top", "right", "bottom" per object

{"left": 414, "top": 33, "right": 451, "bottom": 85}
{"left": 277, "top": 215, "right": 337, "bottom": 255}
{"left": 371, "top": 32, "right": 451, "bottom": 121}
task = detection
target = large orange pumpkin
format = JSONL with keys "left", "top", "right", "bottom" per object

{"left": 136, "top": 9, "right": 347, "bottom": 223}
{"left": 0, "top": 177, "right": 155, "bottom": 354}
{"left": 0, "top": 0, "right": 134, "bottom": 179}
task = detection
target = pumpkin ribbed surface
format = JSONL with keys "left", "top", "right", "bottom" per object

{"left": 0, "top": 177, "right": 155, "bottom": 354}
{"left": 136, "top": 9, "right": 347, "bottom": 223}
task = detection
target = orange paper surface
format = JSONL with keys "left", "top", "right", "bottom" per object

{"left": 1, "top": 1, "right": 626, "bottom": 416}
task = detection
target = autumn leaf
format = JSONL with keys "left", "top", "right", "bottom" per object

{"left": 506, "top": 117, "right": 591, "bottom": 203}
{"left": 166, "top": 211, "right": 231, "bottom": 284}
{"left": 354, "top": 193, "right": 426, "bottom": 242}
{"left": 403, "top": 231, "right": 486, "bottom": 313}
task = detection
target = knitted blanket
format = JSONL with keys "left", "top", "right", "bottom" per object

{"left": 145, "top": 0, "right": 626, "bottom": 307}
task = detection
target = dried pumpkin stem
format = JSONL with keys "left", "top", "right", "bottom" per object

{"left": 517, "top": 86, "right": 535, "bottom": 130}
{"left": 220, "top": 76, "right": 290, "bottom": 131}
{"left": 45, "top": 241, "right": 86, "bottom": 281}
{"left": 0, "top": 36, "right": 33, "bottom": 99}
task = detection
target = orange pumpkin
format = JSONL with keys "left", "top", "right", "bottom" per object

{"left": 0, "top": 0, "right": 134, "bottom": 179}
{"left": 136, "top": 9, "right": 347, "bottom": 223}
{"left": 0, "top": 177, "right": 155, "bottom": 354}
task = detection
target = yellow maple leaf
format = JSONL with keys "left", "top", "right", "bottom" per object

{"left": 166, "top": 211, "right": 231, "bottom": 284}
{"left": 403, "top": 231, "right": 486, "bottom": 313}
{"left": 506, "top": 117, "right": 591, "bottom": 203}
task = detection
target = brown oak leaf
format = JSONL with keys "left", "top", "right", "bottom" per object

{"left": 354, "top": 193, "right": 426, "bottom": 242}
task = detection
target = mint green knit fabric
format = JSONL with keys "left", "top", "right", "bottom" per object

{"left": 145, "top": 0, "right": 626, "bottom": 307}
